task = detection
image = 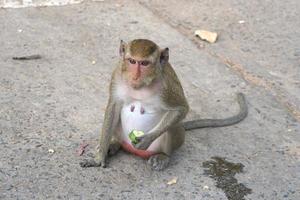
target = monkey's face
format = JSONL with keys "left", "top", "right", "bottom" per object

{"left": 123, "top": 56, "right": 158, "bottom": 89}
{"left": 119, "top": 39, "right": 168, "bottom": 89}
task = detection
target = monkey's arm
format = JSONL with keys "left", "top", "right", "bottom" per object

{"left": 98, "top": 100, "right": 122, "bottom": 165}
{"left": 133, "top": 64, "right": 189, "bottom": 150}
{"left": 80, "top": 68, "right": 124, "bottom": 168}
{"left": 80, "top": 99, "right": 122, "bottom": 168}
{"left": 134, "top": 106, "right": 188, "bottom": 150}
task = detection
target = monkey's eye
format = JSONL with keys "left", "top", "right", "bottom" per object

{"left": 128, "top": 58, "right": 136, "bottom": 64}
{"left": 140, "top": 61, "right": 150, "bottom": 66}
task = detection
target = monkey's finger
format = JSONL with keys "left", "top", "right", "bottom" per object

{"left": 80, "top": 159, "right": 102, "bottom": 168}
{"left": 135, "top": 135, "right": 145, "bottom": 143}
{"left": 148, "top": 157, "right": 154, "bottom": 166}
{"left": 134, "top": 141, "right": 151, "bottom": 150}
{"left": 133, "top": 142, "right": 145, "bottom": 150}
{"left": 79, "top": 160, "right": 95, "bottom": 167}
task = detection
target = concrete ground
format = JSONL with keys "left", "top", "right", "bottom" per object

{"left": 0, "top": 0, "right": 299, "bottom": 199}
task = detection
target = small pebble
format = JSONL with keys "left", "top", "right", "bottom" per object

{"left": 203, "top": 185, "right": 209, "bottom": 190}
{"left": 48, "top": 149, "right": 55, "bottom": 154}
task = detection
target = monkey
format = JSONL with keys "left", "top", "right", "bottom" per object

{"left": 80, "top": 39, "right": 248, "bottom": 171}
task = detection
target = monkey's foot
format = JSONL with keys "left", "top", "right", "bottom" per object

{"left": 108, "top": 142, "right": 121, "bottom": 156}
{"left": 80, "top": 159, "right": 104, "bottom": 168}
{"left": 148, "top": 154, "right": 170, "bottom": 171}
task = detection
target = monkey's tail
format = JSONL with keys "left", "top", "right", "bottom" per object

{"left": 183, "top": 93, "right": 248, "bottom": 131}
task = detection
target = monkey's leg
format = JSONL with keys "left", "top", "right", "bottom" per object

{"left": 108, "top": 123, "right": 126, "bottom": 156}
{"left": 148, "top": 124, "right": 185, "bottom": 171}
{"left": 80, "top": 102, "right": 122, "bottom": 168}
{"left": 107, "top": 132, "right": 121, "bottom": 156}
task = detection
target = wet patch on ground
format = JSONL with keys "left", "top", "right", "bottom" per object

{"left": 203, "top": 157, "right": 252, "bottom": 200}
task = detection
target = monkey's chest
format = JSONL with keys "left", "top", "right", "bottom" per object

{"left": 120, "top": 101, "right": 162, "bottom": 143}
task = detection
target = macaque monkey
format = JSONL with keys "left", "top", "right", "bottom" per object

{"left": 80, "top": 39, "right": 247, "bottom": 170}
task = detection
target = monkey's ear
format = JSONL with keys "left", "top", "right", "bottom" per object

{"left": 160, "top": 47, "right": 169, "bottom": 65}
{"left": 119, "top": 40, "right": 127, "bottom": 57}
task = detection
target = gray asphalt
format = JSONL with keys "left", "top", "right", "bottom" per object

{"left": 0, "top": 1, "right": 299, "bottom": 199}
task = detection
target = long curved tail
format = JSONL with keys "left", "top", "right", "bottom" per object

{"left": 183, "top": 93, "right": 248, "bottom": 131}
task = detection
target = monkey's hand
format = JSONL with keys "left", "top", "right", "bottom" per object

{"left": 133, "top": 134, "right": 155, "bottom": 150}
{"left": 80, "top": 152, "right": 107, "bottom": 168}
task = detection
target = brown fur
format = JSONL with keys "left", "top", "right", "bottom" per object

{"left": 129, "top": 39, "right": 158, "bottom": 57}
{"left": 121, "top": 39, "right": 161, "bottom": 89}
{"left": 80, "top": 39, "right": 247, "bottom": 171}
{"left": 161, "top": 63, "right": 188, "bottom": 108}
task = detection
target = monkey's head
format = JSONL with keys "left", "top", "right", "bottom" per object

{"left": 119, "top": 39, "right": 169, "bottom": 89}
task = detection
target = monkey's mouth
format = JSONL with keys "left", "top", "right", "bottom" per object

{"left": 131, "top": 83, "right": 141, "bottom": 89}
{"left": 130, "top": 77, "right": 140, "bottom": 83}
{"left": 130, "top": 80, "right": 143, "bottom": 89}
